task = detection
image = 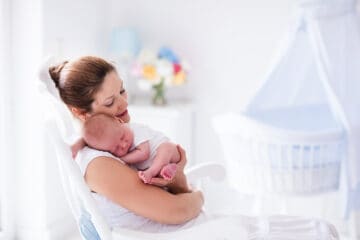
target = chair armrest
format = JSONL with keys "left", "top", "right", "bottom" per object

{"left": 185, "top": 162, "right": 226, "bottom": 184}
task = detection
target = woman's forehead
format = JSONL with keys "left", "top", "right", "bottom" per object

{"left": 95, "top": 71, "right": 122, "bottom": 101}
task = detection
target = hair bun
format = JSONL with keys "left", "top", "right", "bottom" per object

{"left": 48, "top": 61, "right": 68, "bottom": 88}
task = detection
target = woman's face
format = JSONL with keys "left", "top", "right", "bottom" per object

{"left": 87, "top": 71, "right": 130, "bottom": 123}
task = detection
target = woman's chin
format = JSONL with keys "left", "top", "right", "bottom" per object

{"left": 121, "top": 113, "right": 130, "bottom": 123}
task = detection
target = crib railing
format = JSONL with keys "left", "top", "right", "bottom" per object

{"left": 214, "top": 112, "right": 345, "bottom": 195}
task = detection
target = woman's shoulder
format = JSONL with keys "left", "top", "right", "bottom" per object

{"left": 75, "top": 146, "right": 125, "bottom": 176}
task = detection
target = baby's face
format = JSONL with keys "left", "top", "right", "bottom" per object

{"left": 105, "top": 124, "right": 134, "bottom": 157}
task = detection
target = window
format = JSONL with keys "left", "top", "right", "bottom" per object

{"left": 0, "top": 0, "right": 13, "bottom": 239}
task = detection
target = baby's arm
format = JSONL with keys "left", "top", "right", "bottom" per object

{"left": 71, "top": 138, "right": 86, "bottom": 159}
{"left": 121, "top": 141, "right": 150, "bottom": 164}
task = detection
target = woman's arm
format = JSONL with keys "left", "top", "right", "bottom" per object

{"left": 85, "top": 156, "right": 204, "bottom": 225}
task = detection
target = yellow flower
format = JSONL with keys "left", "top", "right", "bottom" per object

{"left": 172, "top": 70, "right": 186, "bottom": 86}
{"left": 142, "top": 65, "right": 158, "bottom": 80}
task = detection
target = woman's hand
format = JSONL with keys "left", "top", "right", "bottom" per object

{"left": 149, "top": 145, "right": 191, "bottom": 194}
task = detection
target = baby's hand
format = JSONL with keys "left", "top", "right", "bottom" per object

{"left": 71, "top": 138, "right": 86, "bottom": 159}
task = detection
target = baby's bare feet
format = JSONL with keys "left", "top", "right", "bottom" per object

{"left": 160, "top": 163, "right": 177, "bottom": 180}
{"left": 138, "top": 171, "right": 152, "bottom": 184}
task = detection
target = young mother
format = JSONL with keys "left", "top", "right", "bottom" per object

{"left": 49, "top": 56, "right": 204, "bottom": 231}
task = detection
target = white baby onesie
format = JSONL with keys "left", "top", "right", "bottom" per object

{"left": 128, "top": 123, "right": 169, "bottom": 170}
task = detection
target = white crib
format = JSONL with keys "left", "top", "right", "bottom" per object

{"left": 213, "top": 104, "right": 345, "bottom": 195}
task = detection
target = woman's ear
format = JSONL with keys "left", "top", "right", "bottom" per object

{"left": 70, "top": 107, "right": 87, "bottom": 122}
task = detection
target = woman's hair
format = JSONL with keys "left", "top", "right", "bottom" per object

{"left": 48, "top": 56, "right": 115, "bottom": 113}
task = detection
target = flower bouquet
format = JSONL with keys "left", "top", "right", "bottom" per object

{"left": 130, "top": 47, "right": 189, "bottom": 105}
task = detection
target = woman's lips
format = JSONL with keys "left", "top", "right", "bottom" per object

{"left": 116, "top": 110, "right": 128, "bottom": 118}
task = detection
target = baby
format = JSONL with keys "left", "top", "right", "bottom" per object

{"left": 82, "top": 113, "right": 180, "bottom": 183}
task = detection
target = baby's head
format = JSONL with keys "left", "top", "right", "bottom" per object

{"left": 83, "top": 113, "right": 134, "bottom": 157}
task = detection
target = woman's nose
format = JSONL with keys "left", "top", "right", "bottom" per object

{"left": 116, "top": 95, "right": 128, "bottom": 110}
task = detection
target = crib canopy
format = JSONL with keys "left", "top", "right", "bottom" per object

{"left": 246, "top": 0, "right": 360, "bottom": 216}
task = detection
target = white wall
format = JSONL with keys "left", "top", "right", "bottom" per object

{"left": 43, "top": 0, "right": 107, "bottom": 58}
{"left": 105, "top": 0, "right": 296, "bottom": 165}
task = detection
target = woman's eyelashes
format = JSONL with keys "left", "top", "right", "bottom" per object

{"left": 105, "top": 100, "right": 114, "bottom": 107}
{"left": 105, "top": 89, "right": 125, "bottom": 108}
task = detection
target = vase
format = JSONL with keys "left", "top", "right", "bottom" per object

{"left": 152, "top": 78, "right": 166, "bottom": 106}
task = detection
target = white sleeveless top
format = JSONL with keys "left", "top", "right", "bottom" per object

{"left": 75, "top": 146, "right": 204, "bottom": 232}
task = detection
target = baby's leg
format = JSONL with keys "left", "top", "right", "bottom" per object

{"left": 138, "top": 142, "right": 180, "bottom": 183}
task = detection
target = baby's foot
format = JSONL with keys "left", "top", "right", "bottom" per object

{"left": 160, "top": 163, "right": 177, "bottom": 180}
{"left": 138, "top": 171, "right": 153, "bottom": 184}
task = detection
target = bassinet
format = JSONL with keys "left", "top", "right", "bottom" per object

{"left": 213, "top": 104, "right": 345, "bottom": 195}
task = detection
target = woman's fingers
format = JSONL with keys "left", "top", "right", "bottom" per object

{"left": 149, "top": 177, "right": 171, "bottom": 187}
{"left": 176, "top": 144, "right": 187, "bottom": 169}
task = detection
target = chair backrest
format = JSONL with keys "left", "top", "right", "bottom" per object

{"left": 38, "top": 57, "right": 112, "bottom": 239}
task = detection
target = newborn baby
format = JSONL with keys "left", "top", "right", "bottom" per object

{"left": 82, "top": 113, "right": 180, "bottom": 183}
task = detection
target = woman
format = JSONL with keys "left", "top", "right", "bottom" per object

{"left": 49, "top": 56, "right": 204, "bottom": 231}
